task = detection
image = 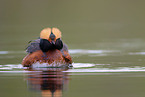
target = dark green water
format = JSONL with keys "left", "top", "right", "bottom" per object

{"left": 1, "top": 0, "right": 145, "bottom": 97}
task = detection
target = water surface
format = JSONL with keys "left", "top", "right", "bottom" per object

{"left": 1, "top": 0, "right": 145, "bottom": 97}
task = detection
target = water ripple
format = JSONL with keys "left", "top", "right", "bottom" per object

{"left": 129, "top": 52, "right": 145, "bottom": 55}
{"left": 69, "top": 49, "right": 119, "bottom": 54}
{"left": 0, "top": 51, "right": 25, "bottom": 54}
{"left": 0, "top": 64, "right": 23, "bottom": 70}
{"left": 0, "top": 51, "right": 9, "bottom": 54}
{"left": 0, "top": 49, "right": 119, "bottom": 55}
{"left": 64, "top": 67, "right": 145, "bottom": 72}
{"left": 0, "top": 63, "right": 145, "bottom": 73}
{"left": 72, "top": 63, "right": 110, "bottom": 68}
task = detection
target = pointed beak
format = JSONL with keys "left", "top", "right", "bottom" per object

{"left": 49, "top": 32, "right": 55, "bottom": 40}
{"left": 51, "top": 40, "right": 55, "bottom": 44}
{"left": 49, "top": 32, "right": 56, "bottom": 44}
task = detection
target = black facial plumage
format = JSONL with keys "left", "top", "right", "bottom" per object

{"left": 39, "top": 39, "right": 55, "bottom": 52}
{"left": 55, "top": 38, "right": 63, "bottom": 50}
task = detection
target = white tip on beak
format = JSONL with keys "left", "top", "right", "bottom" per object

{"left": 51, "top": 40, "right": 55, "bottom": 44}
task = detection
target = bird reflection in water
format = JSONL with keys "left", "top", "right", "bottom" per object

{"left": 26, "top": 68, "right": 70, "bottom": 97}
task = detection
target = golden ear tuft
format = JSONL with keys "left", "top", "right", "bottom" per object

{"left": 52, "top": 27, "right": 62, "bottom": 39}
{"left": 40, "top": 28, "right": 51, "bottom": 39}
